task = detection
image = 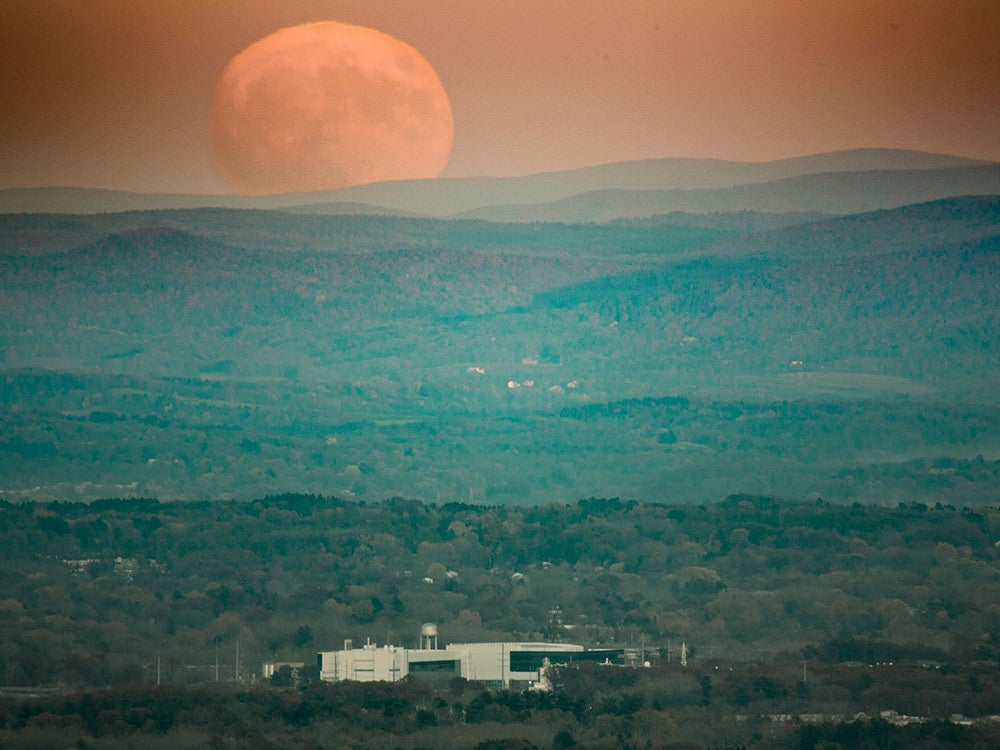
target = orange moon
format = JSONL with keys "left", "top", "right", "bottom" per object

{"left": 208, "top": 22, "right": 454, "bottom": 195}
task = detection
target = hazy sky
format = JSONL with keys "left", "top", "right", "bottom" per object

{"left": 2, "top": 0, "right": 998, "bottom": 194}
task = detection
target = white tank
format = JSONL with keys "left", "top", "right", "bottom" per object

{"left": 419, "top": 623, "right": 438, "bottom": 650}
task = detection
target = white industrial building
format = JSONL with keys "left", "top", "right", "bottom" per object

{"left": 317, "top": 623, "right": 623, "bottom": 689}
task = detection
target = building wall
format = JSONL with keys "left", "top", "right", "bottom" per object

{"left": 450, "top": 642, "right": 585, "bottom": 685}
{"left": 317, "top": 640, "right": 591, "bottom": 686}
{"left": 319, "top": 644, "right": 406, "bottom": 682}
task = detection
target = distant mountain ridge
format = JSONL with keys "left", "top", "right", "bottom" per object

{"left": 455, "top": 164, "right": 1000, "bottom": 222}
{"left": 0, "top": 149, "right": 993, "bottom": 218}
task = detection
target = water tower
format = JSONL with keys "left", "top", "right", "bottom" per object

{"left": 419, "top": 623, "right": 438, "bottom": 650}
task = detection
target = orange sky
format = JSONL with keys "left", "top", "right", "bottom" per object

{"left": 2, "top": 0, "right": 998, "bottom": 194}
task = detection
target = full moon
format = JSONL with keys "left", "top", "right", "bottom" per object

{"left": 209, "top": 22, "right": 454, "bottom": 195}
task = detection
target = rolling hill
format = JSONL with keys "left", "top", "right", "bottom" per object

{"left": 455, "top": 164, "right": 1000, "bottom": 222}
{"left": 1, "top": 193, "right": 998, "bottom": 504}
{"left": 1, "top": 148, "right": 993, "bottom": 218}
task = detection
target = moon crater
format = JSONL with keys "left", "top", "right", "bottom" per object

{"left": 209, "top": 22, "right": 454, "bottom": 195}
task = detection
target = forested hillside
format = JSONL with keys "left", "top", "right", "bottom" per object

{"left": 1, "top": 198, "right": 998, "bottom": 503}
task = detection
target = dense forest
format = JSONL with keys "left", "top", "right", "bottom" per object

{"left": 1, "top": 494, "right": 998, "bottom": 747}
{"left": 1, "top": 197, "right": 998, "bottom": 505}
